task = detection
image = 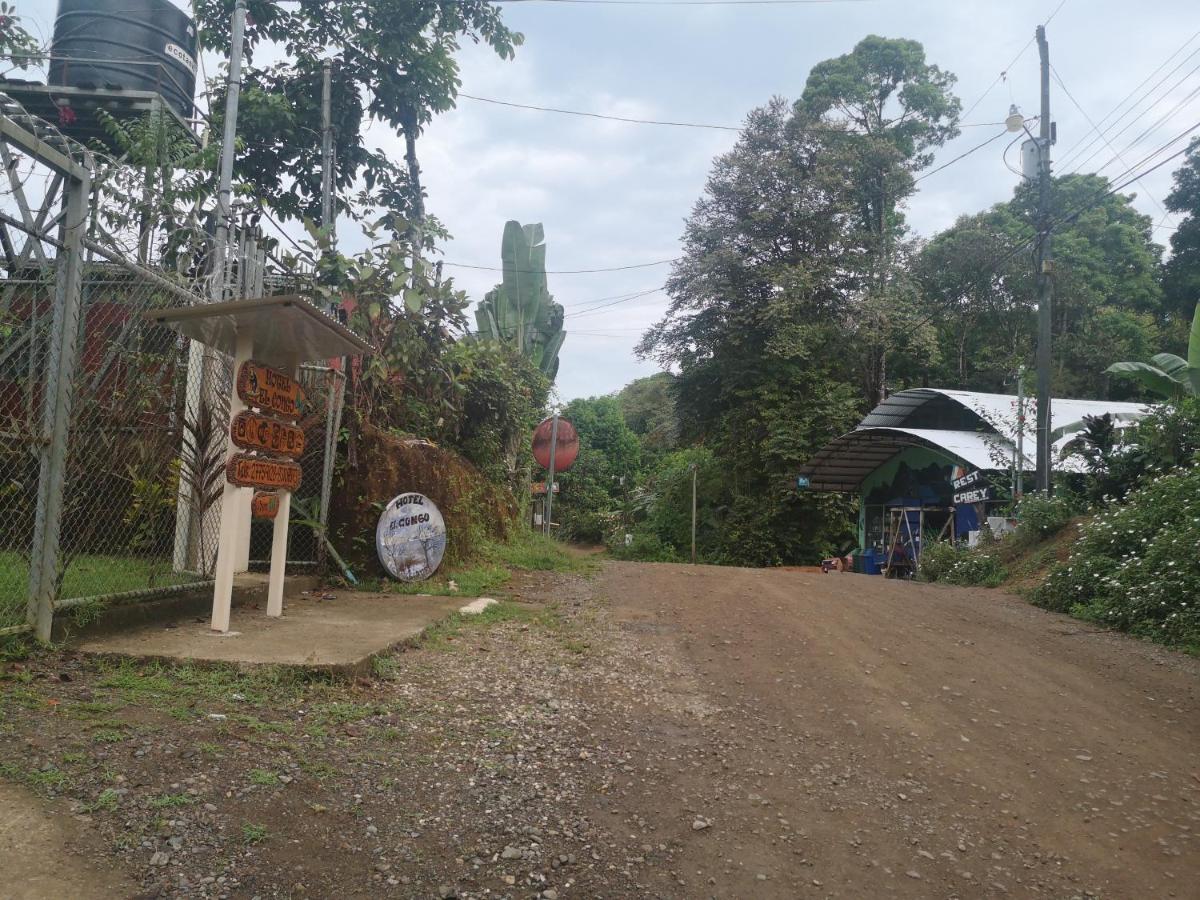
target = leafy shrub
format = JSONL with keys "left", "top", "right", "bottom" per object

{"left": 918, "top": 541, "right": 959, "bottom": 582}
{"left": 1015, "top": 492, "right": 1077, "bottom": 537}
{"left": 920, "top": 541, "right": 1006, "bottom": 587}
{"left": 1031, "top": 466, "right": 1200, "bottom": 647}
{"left": 606, "top": 530, "right": 680, "bottom": 563}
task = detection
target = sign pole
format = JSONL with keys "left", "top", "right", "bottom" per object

{"left": 211, "top": 327, "right": 253, "bottom": 632}
{"left": 544, "top": 414, "right": 559, "bottom": 537}
{"left": 266, "top": 356, "right": 299, "bottom": 618}
{"left": 690, "top": 463, "right": 698, "bottom": 565}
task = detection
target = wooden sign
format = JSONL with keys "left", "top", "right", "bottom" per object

{"left": 252, "top": 491, "right": 281, "bottom": 519}
{"left": 226, "top": 454, "right": 302, "bottom": 491}
{"left": 231, "top": 411, "right": 306, "bottom": 459}
{"left": 952, "top": 470, "right": 984, "bottom": 491}
{"left": 237, "top": 360, "right": 305, "bottom": 421}
{"left": 954, "top": 485, "right": 995, "bottom": 505}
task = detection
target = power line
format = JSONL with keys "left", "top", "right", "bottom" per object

{"left": 566, "top": 287, "right": 666, "bottom": 317}
{"left": 914, "top": 128, "right": 1012, "bottom": 183}
{"left": 1058, "top": 48, "right": 1200, "bottom": 172}
{"left": 958, "top": 0, "right": 1070, "bottom": 123}
{"left": 1054, "top": 29, "right": 1200, "bottom": 167}
{"left": 458, "top": 93, "right": 740, "bottom": 131}
{"left": 443, "top": 258, "right": 677, "bottom": 274}
{"left": 562, "top": 285, "right": 663, "bottom": 310}
{"left": 1075, "top": 76, "right": 1200, "bottom": 176}
{"left": 1050, "top": 63, "right": 1171, "bottom": 219}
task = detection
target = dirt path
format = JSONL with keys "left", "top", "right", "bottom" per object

{"left": 0, "top": 782, "right": 136, "bottom": 899}
{"left": 1, "top": 561, "right": 1197, "bottom": 898}
{"left": 587, "top": 562, "right": 1200, "bottom": 898}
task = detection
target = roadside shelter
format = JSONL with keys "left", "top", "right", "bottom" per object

{"left": 798, "top": 388, "right": 1148, "bottom": 572}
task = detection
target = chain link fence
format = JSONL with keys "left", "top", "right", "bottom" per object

{"left": 0, "top": 92, "right": 339, "bottom": 638}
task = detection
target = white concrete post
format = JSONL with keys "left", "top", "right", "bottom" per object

{"left": 266, "top": 358, "right": 299, "bottom": 618}
{"left": 210, "top": 327, "right": 254, "bottom": 632}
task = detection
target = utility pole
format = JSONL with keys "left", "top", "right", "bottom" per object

{"left": 1014, "top": 365, "right": 1026, "bottom": 500}
{"left": 690, "top": 463, "right": 698, "bottom": 565}
{"left": 212, "top": 0, "right": 248, "bottom": 304}
{"left": 544, "top": 414, "right": 560, "bottom": 538}
{"left": 1034, "top": 24, "right": 1055, "bottom": 494}
{"left": 320, "top": 59, "right": 335, "bottom": 241}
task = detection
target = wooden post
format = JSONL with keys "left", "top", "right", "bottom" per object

{"left": 210, "top": 327, "right": 253, "bottom": 633}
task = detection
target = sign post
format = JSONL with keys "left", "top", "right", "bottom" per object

{"left": 544, "top": 415, "right": 559, "bottom": 537}
{"left": 532, "top": 415, "right": 578, "bottom": 537}
{"left": 144, "top": 295, "right": 373, "bottom": 633}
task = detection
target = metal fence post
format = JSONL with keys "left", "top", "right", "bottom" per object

{"left": 316, "top": 370, "right": 346, "bottom": 570}
{"left": 27, "top": 169, "right": 91, "bottom": 641}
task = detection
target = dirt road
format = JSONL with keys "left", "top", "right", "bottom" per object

{"left": 592, "top": 562, "right": 1200, "bottom": 898}
{"left": 1, "top": 560, "right": 1197, "bottom": 898}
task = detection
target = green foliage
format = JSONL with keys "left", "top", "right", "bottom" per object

{"left": 607, "top": 532, "right": 680, "bottom": 563}
{"left": 616, "top": 373, "right": 679, "bottom": 455}
{"left": 241, "top": 823, "right": 268, "bottom": 845}
{"left": 1014, "top": 493, "right": 1077, "bottom": 537}
{"left": 1031, "top": 466, "right": 1200, "bottom": 648}
{"left": 123, "top": 461, "right": 178, "bottom": 554}
{"left": 474, "top": 222, "right": 566, "bottom": 379}
{"left": 1106, "top": 301, "right": 1200, "bottom": 399}
{"left": 919, "top": 175, "right": 1166, "bottom": 396}
{"left": 0, "top": 4, "right": 40, "bottom": 71}
{"left": 800, "top": 35, "right": 961, "bottom": 166}
{"left": 1163, "top": 138, "right": 1200, "bottom": 325}
{"left": 94, "top": 109, "right": 221, "bottom": 268}
{"left": 150, "top": 792, "right": 197, "bottom": 809}
{"left": 195, "top": 0, "right": 522, "bottom": 236}
{"left": 318, "top": 231, "right": 548, "bottom": 513}
{"left": 446, "top": 340, "right": 550, "bottom": 490}
{"left": 551, "top": 396, "right": 642, "bottom": 543}
{"left": 919, "top": 542, "right": 1006, "bottom": 587}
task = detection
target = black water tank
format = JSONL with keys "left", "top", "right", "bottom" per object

{"left": 48, "top": 0, "right": 198, "bottom": 120}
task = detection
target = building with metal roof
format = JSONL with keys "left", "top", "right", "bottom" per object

{"left": 798, "top": 388, "right": 1149, "bottom": 573}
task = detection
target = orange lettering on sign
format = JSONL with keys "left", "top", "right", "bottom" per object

{"left": 252, "top": 491, "right": 281, "bottom": 519}
{"left": 237, "top": 360, "right": 305, "bottom": 421}
{"left": 226, "top": 454, "right": 302, "bottom": 491}
{"left": 231, "top": 411, "right": 306, "bottom": 459}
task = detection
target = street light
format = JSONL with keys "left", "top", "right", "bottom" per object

{"left": 1005, "top": 104, "right": 1025, "bottom": 134}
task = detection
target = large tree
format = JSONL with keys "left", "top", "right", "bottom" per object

{"left": 915, "top": 174, "right": 1165, "bottom": 398}
{"left": 194, "top": 0, "right": 521, "bottom": 242}
{"left": 1164, "top": 137, "right": 1200, "bottom": 330}
{"left": 799, "top": 35, "right": 961, "bottom": 402}
{"left": 638, "top": 99, "right": 865, "bottom": 564}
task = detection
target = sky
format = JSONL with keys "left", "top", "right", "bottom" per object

{"left": 14, "top": 0, "right": 1200, "bottom": 400}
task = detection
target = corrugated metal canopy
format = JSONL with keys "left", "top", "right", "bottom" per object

{"left": 799, "top": 428, "right": 1020, "bottom": 493}
{"left": 803, "top": 388, "right": 1152, "bottom": 493}
{"left": 862, "top": 388, "right": 1148, "bottom": 433}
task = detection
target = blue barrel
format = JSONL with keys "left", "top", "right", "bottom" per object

{"left": 48, "top": 0, "right": 198, "bottom": 120}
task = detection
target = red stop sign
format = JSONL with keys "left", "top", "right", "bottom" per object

{"left": 532, "top": 417, "right": 579, "bottom": 472}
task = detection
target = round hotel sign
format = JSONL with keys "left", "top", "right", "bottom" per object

{"left": 376, "top": 492, "right": 447, "bottom": 582}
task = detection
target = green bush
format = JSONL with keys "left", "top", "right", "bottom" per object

{"left": 1015, "top": 492, "right": 1077, "bottom": 537}
{"left": 1031, "top": 466, "right": 1200, "bottom": 647}
{"left": 606, "top": 530, "right": 680, "bottom": 563}
{"left": 919, "top": 541, "right": 959, "bottom": 582}
{"left": 920, "top": 541, "right": 1006, "bottom": 587}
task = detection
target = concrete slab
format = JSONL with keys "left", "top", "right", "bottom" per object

{"left": 75, "top": 591, "right": 463, "bottom": 674}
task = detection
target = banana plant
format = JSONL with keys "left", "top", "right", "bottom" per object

{"left": 474, "top": 220, "right": 566, "bottom": 379}
{"left": 1106, "top": 300, "right": 1200, "bottom": 399}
